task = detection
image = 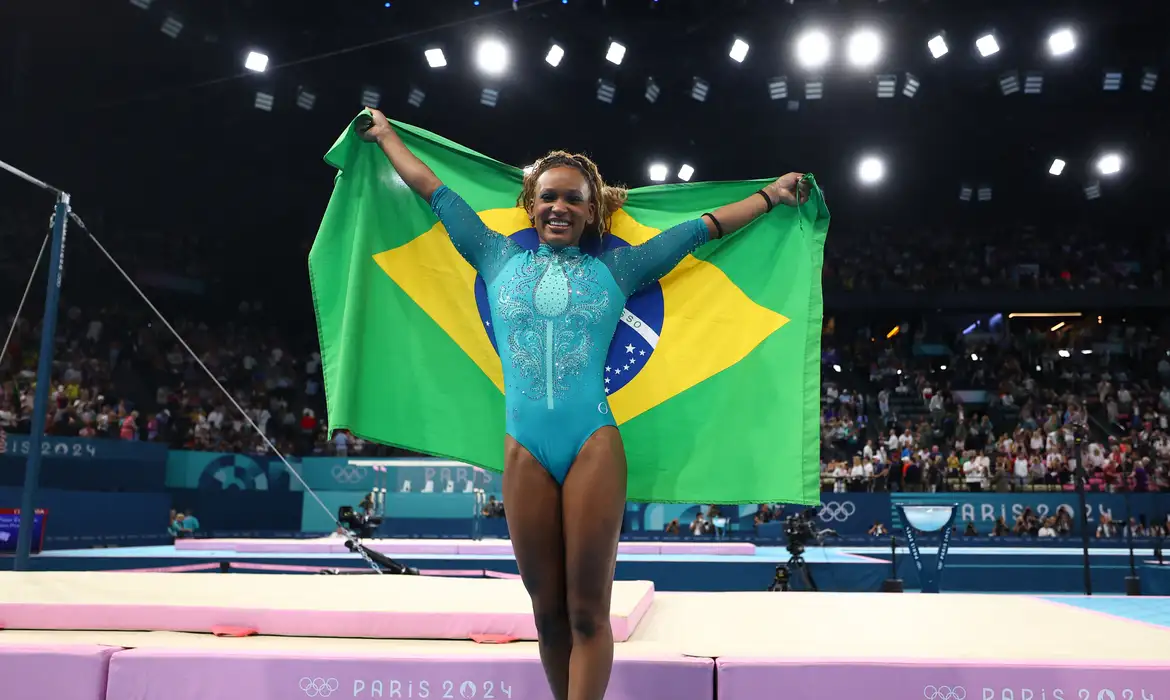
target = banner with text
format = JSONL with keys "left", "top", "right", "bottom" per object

{"left": 165, "top": 452, "right": 498, "bottom": 495}
{"left": 0, "top": 507, "right": 47, "bottom": 553}
{"left": 0, "top": 436, "right": 169, "bottom": 491}
{"left": 810, "top": 492, "right": 1170, "bottom": 536}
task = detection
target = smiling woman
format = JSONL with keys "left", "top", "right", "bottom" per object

{"left": 516, "top": 151, "right": 626, "bottom": 255}
{"left": 356, "top": 105, "right": 808, "bottom": 700}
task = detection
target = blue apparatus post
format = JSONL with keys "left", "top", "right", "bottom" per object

{"left": 14, "top": 191, "right": 70, "bottom": 571}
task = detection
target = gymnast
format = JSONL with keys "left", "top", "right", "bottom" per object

{"left": 360, "top": 107, "right": 809, "bottom": 700}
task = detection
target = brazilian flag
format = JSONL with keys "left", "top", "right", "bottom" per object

{"left": 310, "top": 112, "right": 829, "bottom": 505}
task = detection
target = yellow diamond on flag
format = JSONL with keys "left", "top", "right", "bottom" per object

{"left": 373, "top": 206, "right": 788, "bottom": 424}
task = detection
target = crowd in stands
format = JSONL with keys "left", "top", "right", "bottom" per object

{"left": 822, "top": 223, "right": 1167, "bottom": 292}
{"left": 820, "top": 317, "right": 1170, "bottom": 494}
{"left": 3, "top": 207, "right": 1170, "bottom": 541}
{"left": 0, "top": 298, "right": 425, "bottom": 460}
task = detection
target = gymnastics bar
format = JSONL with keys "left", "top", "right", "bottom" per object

{"left": 0, "top": 157, "right": 70, "bottom": 571}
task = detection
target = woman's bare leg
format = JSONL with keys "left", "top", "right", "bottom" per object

{"left": 503, "top": 436, "right": 571, "bottom": 700}
{"left": 561, "top": 427, "right": 627, "bottom": 700}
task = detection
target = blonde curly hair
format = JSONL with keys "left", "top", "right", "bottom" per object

{"left": 518, "top": 151, "right": 628, "bottom": 248}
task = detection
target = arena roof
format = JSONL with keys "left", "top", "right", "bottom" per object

{"left": 3, "top": 0, "right": 1169, "bottom": 229}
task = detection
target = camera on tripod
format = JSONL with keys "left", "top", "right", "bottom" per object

{"left": 338, "top": 505, "right": 382, "bottom": 539}
{"left": 769, "top": 507, "right": 839, "bottom": 592}
{"left": 783, "top": 509, "right": 819, "bottom": 555}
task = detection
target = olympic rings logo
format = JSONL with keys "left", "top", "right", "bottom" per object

{"left": 300, "top": 678, "right": 340, "bottom": 697}
{"left": 924, "top": 686, "right": 966, "bottom": 700}
{"left": 331, "top": 465, "right": 367, "bottom": 484}
{"left": 818, "top": 501, "right": 856, "bottom": 522}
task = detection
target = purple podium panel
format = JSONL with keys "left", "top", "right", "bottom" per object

{"left": 107, "top": 647, "right": 713, "bottom": 700}
{"left": 716, "top": 659, "right": 1170, "bottom": 700}
{"left": 0, "top": 643, "right": 117, "bottom": 700}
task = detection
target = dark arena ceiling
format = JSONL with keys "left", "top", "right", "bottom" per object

{"left": 1, "top": 0, "right": 1169, "bottom": 234}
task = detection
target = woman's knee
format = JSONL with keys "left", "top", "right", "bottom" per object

{"left": 567, "top": 604, "right": 609, "bottom": 641}
{"left": 567, "top": 583, "right": 611, "bottom": 642}
{"left": 532, "top": 600, "right": 571, "bottom": 643}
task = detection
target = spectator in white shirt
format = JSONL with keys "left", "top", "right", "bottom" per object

{"left": 963, "top": 455, "right": 984, "bottom": 492}
{"left": 1037, "top": 518, "right": 1057, "bottom": 537}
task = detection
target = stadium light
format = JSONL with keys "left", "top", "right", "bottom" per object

{"left": 160, "top": 16, "right": 183, "bottom": 39}
{"left": 730, "top": 38, "right": 750, "bottom": 63}
{"left": 596, "top": 79, "right": 616, "bottom": 103}
{"left": 425, "top": 48, "right": 447, "bottom": 68}
{"left": 1141, "top": 68, "right": 1158, "bottom": 91}
{"left": 606, "top": 41, "right": 626, "bottom": 65}
{"left": 1096, "top": 153, "right": 1122, "bottom": 176}
{"left": 1047, "top": 28, "right": 1076, "bottom": 57}
{"left": 691, "top": 78, "right": 710, "bottom": 102}
{"left": 857, "top": 156, "right": 885, "bottom": 185}
{"left": 1049, "top": 159, "right": 1066, "bottom": 176}
{"left": 678, "top": 164, "right": 694, "bottom": 182}
{"left": 902, "top": 73, "right": 920, "bottom": 98}
{"left": 767, "top": 76, "right": 788, "bottom": 100}
{"left": 645, "top": 78, "right": 660, "bottom": 103}
{"left": 475, "top": 38, "right": 509, "bottom": 76}
{"left": 975, "top": 34, "right": 1000, "bottom": 58}
{"left": 927, "top": 34, "right": 948, "bottom": 59}
{"left": 546, "top": 44, "right": 564, "bottom": 67}
{"left": 296, "top": 87, "right": 316, "bottom": 111}
{"left": 648, "top": 163, "right": 668, "bottom": 182}
{"left": 245, "top": 51, "right": 269, "bottom": 73}
{"left": 796, "top": 30, "right": 831, "bottom": 69}
{"left": 360, "top": 87, "right": 381, "bottom": 108}
{"left": 847, "top": 29, "right": 882, "bottom": 68}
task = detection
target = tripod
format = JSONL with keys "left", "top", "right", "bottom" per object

{"left": 768, "top": 550, "right": 819, "bottom": 592}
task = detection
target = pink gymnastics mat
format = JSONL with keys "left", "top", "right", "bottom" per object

{"left": 4, "top": 586, "right": 1169, "bottom": 700}
{"left": 173, "top": 536, "right": 757, "bottom": 556}
{"left": 0, "top": 643, "right": 117, "bottom": 700}
{"left": 0, "top": 571, "right": 654, "bottom": 641}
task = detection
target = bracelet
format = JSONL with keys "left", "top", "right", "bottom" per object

{"left": 703, "top": 212, "right": 724, "bottom": 238}
{"left": 756, "top": 189, "right": 775, "bottom": 213}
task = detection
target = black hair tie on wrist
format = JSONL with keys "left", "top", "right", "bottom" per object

{"left": 756, "top": 189, "right": 775, "bottom": 213}
{"left": 703, "top": 212, "right": 724, "bottom": 238}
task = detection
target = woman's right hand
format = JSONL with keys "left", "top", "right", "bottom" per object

{"left": 359, "top": 107, "right": 393, "bottom": 143}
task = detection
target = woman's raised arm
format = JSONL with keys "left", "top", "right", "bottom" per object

{"left": 359, "top": 108, "right": 443, "bottom": 202}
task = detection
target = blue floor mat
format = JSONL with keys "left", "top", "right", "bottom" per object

{"left": 1040, "top": 595, "right": 1170, "bottom": 629}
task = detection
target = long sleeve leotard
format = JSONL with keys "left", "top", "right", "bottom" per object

{"left": 430, "top": 185, "right": 709, "bottom": 482}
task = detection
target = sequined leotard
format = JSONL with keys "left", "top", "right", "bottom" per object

{"left": 430, "top": 185, "right": 709, "bottom": 483}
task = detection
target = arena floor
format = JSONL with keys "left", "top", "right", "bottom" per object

{"left": 1, "top": 571, "right": 1168, "bottom": 700}
{"left": 19, "top": 537, "right": 1169, "bottom": 594}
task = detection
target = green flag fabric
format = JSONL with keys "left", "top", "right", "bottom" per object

{"left": 310, "top": 112, "right": 830, "bottom": 505}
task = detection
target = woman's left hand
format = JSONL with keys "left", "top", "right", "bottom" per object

{"left": 765, "top": 173, "right": 811, "bottom": 207}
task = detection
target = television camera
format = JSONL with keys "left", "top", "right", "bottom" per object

{"left": 768, "top": 507, "right": 839, "bottom": 592}
{"left": 322, "top": 505, "right": 419, "bottom": 576}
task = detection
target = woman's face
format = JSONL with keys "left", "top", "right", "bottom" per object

{"left": 529, "top": 166, "right": 595, "bottom": 248}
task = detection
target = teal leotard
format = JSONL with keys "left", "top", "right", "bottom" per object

{"left": 430, "top": 185, "right": 710, "bottom": 483}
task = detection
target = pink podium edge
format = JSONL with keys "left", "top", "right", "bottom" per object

{"left": 714, "top": 657, "right": 1170, "bottom": 700}
{"left": 174, "top": 538, "right": 755, "bottom": 557}
{"left": 105, "top": 648, "right": 714, "bottom": 700}
{"left": 0, "top": 644, "right": 119, "bottom": 700}
{"left": 0, "top": 581, "right": 653, "bottom": 641}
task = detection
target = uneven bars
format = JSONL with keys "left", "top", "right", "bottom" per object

{"left": 0, "top": 158, "right": 61, "bottom": 194}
